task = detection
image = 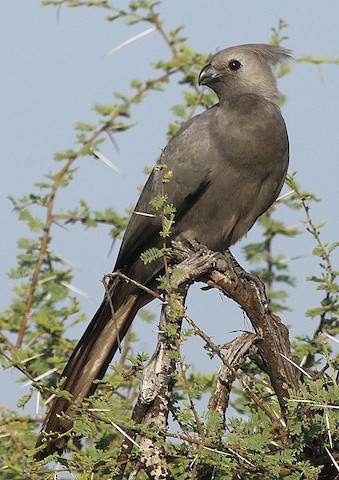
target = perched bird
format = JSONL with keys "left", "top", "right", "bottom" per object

{"left": 35, "top": 43, "right": 290, "bottom": 458}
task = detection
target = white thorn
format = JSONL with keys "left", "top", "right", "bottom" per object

{"left": 107, "top": 27, "right": 156, "bottom": 55}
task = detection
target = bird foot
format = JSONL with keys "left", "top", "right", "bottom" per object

{"left": 229, "top": 254, "right": 269, "bottom": 311}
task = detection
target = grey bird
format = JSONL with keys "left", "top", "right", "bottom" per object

{"left": 35, "top": 43, "right": 290, "bottom": 459}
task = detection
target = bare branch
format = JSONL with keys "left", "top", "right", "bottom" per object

{"left": 170, "top": 239, "right": 300, "bottom": 412}
{"left": 116, "top": 290, "right": 187, "bottom": 479}
{"left": 207, "top": 332, "right": 258, "bottom": 433}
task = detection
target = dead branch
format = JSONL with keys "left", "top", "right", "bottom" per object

{"left": 170, "top": 240, "right": 300, "bottom": 411}
{"left": 116, "top": 290, "right": 187, "bottom": 480}
{"left": 114, "top": 239, "right": 300, "bottom": 475}
{"left": 207, "top": 332, "right": 258, "bottom": 433}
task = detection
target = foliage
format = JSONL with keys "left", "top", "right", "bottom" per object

{"left": 1, "top": 2, "right": 339, "bottom": 479}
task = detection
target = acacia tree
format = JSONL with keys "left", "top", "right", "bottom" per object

{"left": 0, "top": 2, "right": 338, "bottom": 479}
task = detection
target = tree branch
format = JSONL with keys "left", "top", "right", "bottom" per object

{"left": 116, "top": 289, "right": 187, "bottom": 480}
{"left": 116, "top": 239, "right": 300, "bottom": 473}
{"left": 170, "top": 239, "right": 300, "bottom": 411}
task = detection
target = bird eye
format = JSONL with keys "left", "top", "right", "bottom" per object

{"left": 228, "top": 59, "right": 242, "bottom": 71}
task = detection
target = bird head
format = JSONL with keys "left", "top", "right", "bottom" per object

{"left": 199, "top": 44, "right": 291, "bottom": 104}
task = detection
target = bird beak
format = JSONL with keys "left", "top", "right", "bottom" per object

{"left": 198, "top": 64, "right": 220, "bottom": 86}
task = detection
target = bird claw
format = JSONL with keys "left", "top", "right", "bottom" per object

{"left": 229, "top": 255, "right": 269, "bottom": 312}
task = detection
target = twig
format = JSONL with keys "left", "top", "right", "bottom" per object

{"left": 175, "top": 336, "right": 206, "bottom": 443}
{"left": 104, "top": 272, "right": 164, "bottom": 301}
{"left": 185, "top": 316, "right": 278, "bottom": 425}
{"left": 101, "top": 275, "right": 122, "bottom": 352}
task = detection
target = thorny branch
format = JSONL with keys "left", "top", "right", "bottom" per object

{"left": 185, "top": 323, "right": 266, "bottom": 428}
{"left": 115, "top": 291, "right": 187, "bottom": 480}
{"left": 109, "top": 240, "right": 300, "bottom": 477}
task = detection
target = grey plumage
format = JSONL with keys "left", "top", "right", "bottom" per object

{"left": 35, "top": 43, "right": 290, "bottom": 458}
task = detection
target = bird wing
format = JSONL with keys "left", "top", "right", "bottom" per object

{"left": 115, "top": 107, "right": 216, "bottom": 271}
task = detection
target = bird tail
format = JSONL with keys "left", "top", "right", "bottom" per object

{"left": 35, "top": 290, "right": 148, "bottom": 459}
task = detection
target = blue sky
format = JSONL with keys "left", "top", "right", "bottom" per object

{"left": 1, "top": 1, "right": 339, "bottom": 411}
